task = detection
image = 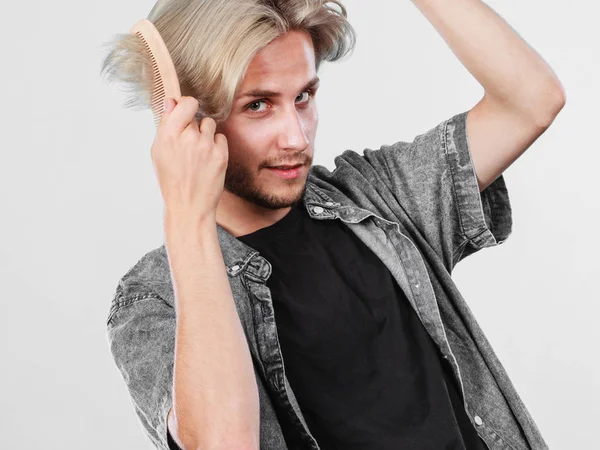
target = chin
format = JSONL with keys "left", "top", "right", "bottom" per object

{"left": 255, "top": 181, "right": 308, "bottom": 210}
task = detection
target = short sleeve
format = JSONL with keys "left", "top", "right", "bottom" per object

{"left": 107, "top": 293, "right": 177, "bottom": 450}
{"left": 362, "top": 110, "right": 513, "bottom": 272}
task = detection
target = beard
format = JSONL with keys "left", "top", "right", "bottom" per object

{"left": 223, "top": 157, "right": 310, "bottom": 210}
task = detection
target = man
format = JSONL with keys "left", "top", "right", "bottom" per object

{"left": 105, "top": 1, "right": 565, "bottom": 449}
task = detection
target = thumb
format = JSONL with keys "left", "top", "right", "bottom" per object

{"left": 163, "top": 97, "right": 175, "bottom": 114}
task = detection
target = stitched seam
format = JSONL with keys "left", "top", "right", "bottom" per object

{"left": 107, "top": 292, "right": 166, "bottom": 326}
{"left": 442, "top": 117, "right": 468, "bottom": 247}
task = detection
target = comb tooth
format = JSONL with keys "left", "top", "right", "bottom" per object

{"left": 131, "top": 20, "right": 180, "bottom": 128}
{"left": 135, "top": 32, "right": 165, "bottom": 93}
{"left": 152, "top": 93, "right": 166, "bottom": 106}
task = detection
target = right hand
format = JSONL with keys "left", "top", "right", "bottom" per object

{"left": 151, "top": 96, "right": 229, "bottom": 223}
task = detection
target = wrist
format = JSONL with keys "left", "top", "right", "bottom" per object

{"left": 164, "top": 211, "right": 217, "bottom": 242}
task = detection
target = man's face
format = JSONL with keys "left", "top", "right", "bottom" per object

{"left": 216, "top": 30, "right": 319, "bottom": 210}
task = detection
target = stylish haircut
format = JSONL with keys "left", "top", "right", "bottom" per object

{"left": 100, "top": 0, "right": 356, "bottom": 122}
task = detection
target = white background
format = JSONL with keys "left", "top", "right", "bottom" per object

{"left": 1, "top": 0, "right": 597, "bottom": 448}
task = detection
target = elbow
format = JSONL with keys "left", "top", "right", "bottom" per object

{"left": 534, "top": 83, "right": 567, "bottom": 129}
{"left": 169, "top": 403, "right": 259, "bottom": 450}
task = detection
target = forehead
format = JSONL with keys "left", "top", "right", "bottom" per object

{"left": 237, "top": 30, "right": 316, "bottom": 92}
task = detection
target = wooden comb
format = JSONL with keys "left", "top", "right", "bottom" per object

{"left": 130, "top": 19, "right": 182, "bottom": 127}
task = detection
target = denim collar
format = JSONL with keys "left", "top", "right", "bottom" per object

{"left": 215, "top": 178, "right": 355, "bottom": 281}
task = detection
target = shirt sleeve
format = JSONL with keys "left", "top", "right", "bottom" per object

{"left": 106, "top": 293, "right": 177, "bottom": 450}
{"left": 361, "top": 110, "right": 513, "bottom": 273}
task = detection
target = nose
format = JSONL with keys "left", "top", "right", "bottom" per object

{"left": 277, "top": 108, "right": 310, "bottom": 151}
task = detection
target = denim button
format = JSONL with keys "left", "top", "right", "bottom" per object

{"left": 474, "top": 415, "right": 483, "bottom": 426}
{"left": 313, "top": 206, "right": 324, "bottom": 214}
{"left": 231, "top": 265, "right": 240, "bottom": 271}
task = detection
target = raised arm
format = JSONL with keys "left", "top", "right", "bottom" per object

{"left": 411, "top": 0, "right": 566, "bottom": 191}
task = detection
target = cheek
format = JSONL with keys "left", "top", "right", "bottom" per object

{"left": 221, "top": 124, "right": 255, "bottom": 152}
{"left": 226, "top": 132, "right": 269, "bottom": 167}
{"left": 305, "top": 107, "right": 318, "bottom": 137}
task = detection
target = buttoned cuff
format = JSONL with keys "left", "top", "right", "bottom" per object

{"left": 444, "top": 111, "right": 513, "bottom": 255}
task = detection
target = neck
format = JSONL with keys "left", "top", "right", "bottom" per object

{"left": 216, "top": 190, "right": 292, "bottom": 238}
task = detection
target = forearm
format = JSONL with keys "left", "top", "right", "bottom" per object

{"left": 411, "top": 0, "right": 565, "bottom": 120}
{"left": 165, "top": 215, "right": 259, "bottom": 450}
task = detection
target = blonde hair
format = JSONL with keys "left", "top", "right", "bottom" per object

{"left": 100, "top": 0, "right": 356, "bottom": 122}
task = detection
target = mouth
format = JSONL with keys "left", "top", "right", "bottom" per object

{"left": 266, "top": 164, "right": 304, "bottom": 179}
{"left": 267, "top": 163, "right": 303, "bottom": 170}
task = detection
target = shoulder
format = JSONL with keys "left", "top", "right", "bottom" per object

{"left": 107, "top": 244, "right": 175, "bottom": 326}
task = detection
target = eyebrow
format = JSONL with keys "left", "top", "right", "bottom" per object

{"left": 237, "top": 76, "right": 320, "bottom": 101}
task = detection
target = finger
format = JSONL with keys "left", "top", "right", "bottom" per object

{"left": 159, "top": 97, "right": 176, "bottom": 126}
{"left": 165, "top": 96, "right": 201, "bottom": 134}
{"left": 214, "top": 132, "right": 228, "bottom": 148}
{"left": 180, "top": 120, "right": 200, "bottom": 144}
{"left": 183, "top": 116, "right": 200, "bottom": 136}
{"left": 199, "top": 117, "right": 217, "bottom": 140}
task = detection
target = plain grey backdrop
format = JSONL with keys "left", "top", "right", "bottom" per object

{"left": 1, "top": 0, "right": 597, "bottom": 448}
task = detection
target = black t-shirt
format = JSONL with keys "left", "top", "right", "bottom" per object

{"left": 237, "top": 202, "right": 488, "bottom": 450}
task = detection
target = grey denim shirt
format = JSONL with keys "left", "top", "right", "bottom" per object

{"left": 106, "top": 110, "right": 548, "bottom": 450}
